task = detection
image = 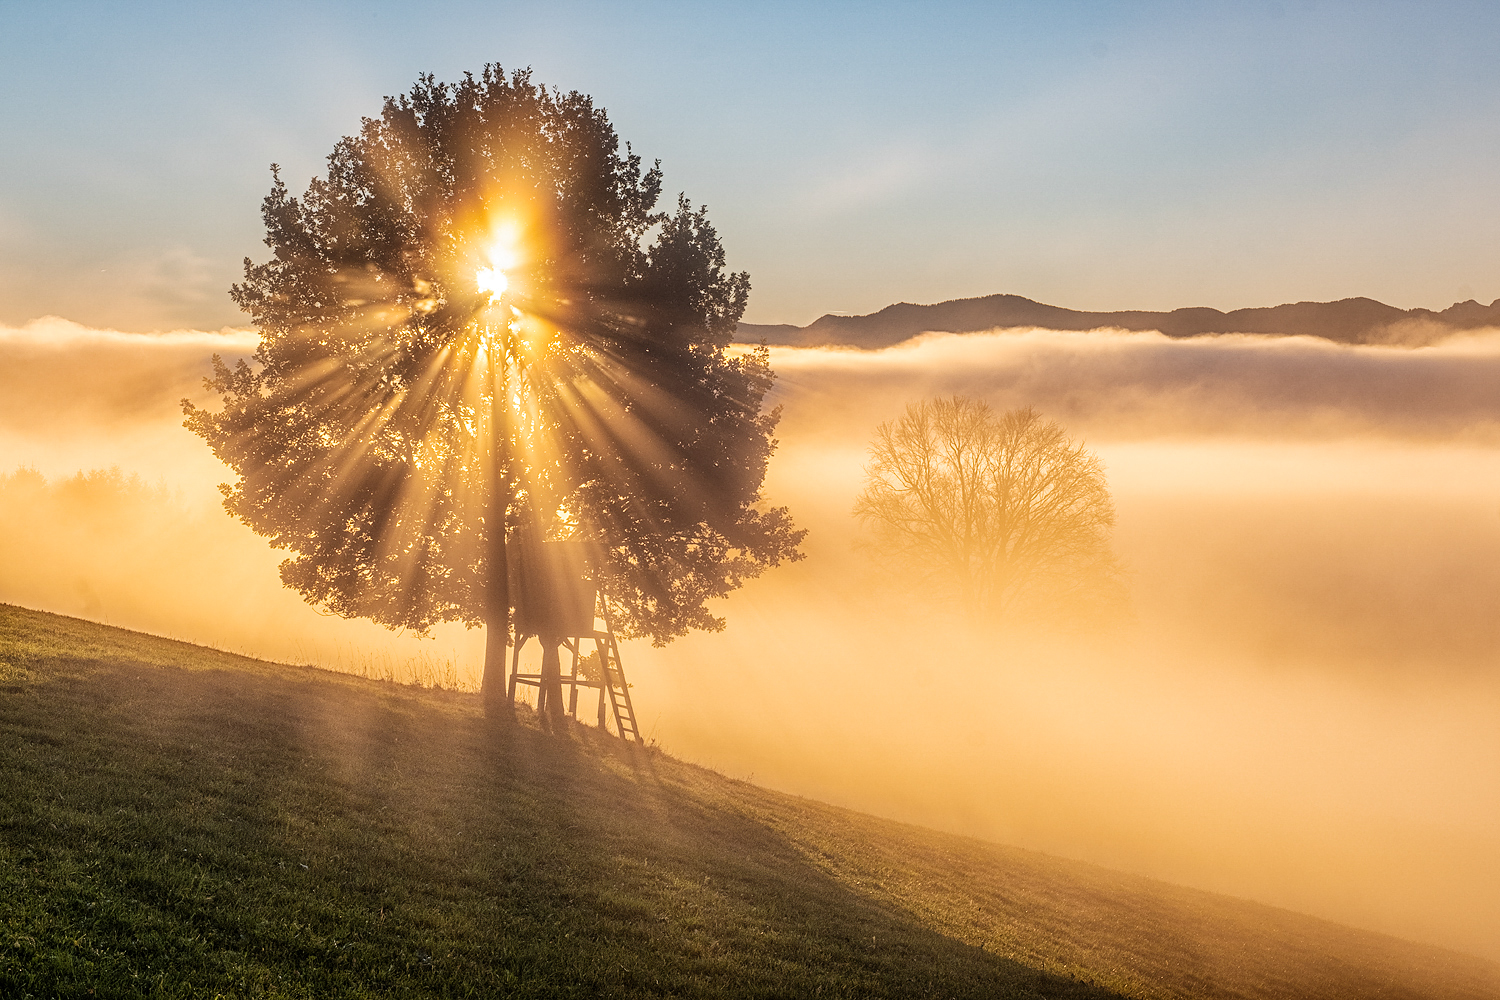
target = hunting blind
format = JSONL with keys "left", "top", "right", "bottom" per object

{"left": 505, "top": 540, "right": 642, "bottom": 743}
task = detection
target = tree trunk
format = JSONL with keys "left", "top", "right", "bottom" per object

{"left": 481, "top": 610, "right": 509, "bottom": 717}
{"left": 481, "top": 473, "right": 513, "bottom": 718}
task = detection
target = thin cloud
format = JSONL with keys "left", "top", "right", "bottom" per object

{"left": 0, "top": 318, "right": 257, "bottom": 430}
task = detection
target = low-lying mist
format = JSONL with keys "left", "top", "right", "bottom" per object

{"left": 3, "top": 319, "right": 1498, "bottom": 962}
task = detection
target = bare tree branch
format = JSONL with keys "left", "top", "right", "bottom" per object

{"left": 854, "top": 397, "right": 1125, "bottom": 625}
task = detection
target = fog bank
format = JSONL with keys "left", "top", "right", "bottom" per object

{"left": 2, "top": 321, "right": 1497, "bottom": 961}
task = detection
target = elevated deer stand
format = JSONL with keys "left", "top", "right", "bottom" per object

{"left": 504, "top": 540, "right": 642, "bottom": 744}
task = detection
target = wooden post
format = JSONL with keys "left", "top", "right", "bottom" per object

{"left": 567, "top": 641, "right": 580, "bottom": 718}
{"left": 538, "top": 636, "right": 566, "bottom": 729}
{"left": 507, "top": 633, "right": 525, "bottom": 704}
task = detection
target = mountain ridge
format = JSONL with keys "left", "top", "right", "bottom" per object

{"left": 735, "top": 293, "right": 1500, "bottom": 348}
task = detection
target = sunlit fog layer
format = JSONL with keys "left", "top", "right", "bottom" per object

{"left": 2, "top": 318, "right": 1497, "bottom": 961}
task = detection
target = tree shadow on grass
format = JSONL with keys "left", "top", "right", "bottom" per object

{"left": 0, "top": 626, "right": 1128, "bottom": 999}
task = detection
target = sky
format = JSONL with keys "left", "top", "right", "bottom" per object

{"left": 5, "top": 0, "right": 1500, "bottom": 331}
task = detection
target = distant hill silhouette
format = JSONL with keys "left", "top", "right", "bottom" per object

{"left": 735, "top": 293, "right": 1500, "bottom": 348}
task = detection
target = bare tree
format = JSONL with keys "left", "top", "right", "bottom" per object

{"left": 853, "top": 397, "right": 1123, "bottom": 624}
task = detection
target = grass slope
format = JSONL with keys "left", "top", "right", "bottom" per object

{"left": 1, "top": 605, "right": 1496, "bottom": 999}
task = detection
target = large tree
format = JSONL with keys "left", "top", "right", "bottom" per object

{"left": 853, "top": 397, "right": 1123, "bottom": 625}
{"left": 184, "top": 67, "right": 804, "bottom": 713}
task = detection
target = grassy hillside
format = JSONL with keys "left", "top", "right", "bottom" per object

{"left": 1, "top": 605, "right": 1496, "bottom": 999}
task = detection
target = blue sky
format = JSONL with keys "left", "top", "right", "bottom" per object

{"left": 4, "top": 0, "right": 1499, "bottom": 329}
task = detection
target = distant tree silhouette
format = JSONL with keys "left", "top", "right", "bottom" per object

{"left": 854, "top": 398, "right": 1123, "bottom": 625}
{"left": 184, "top": 66, "right": 803, "bottom": 716}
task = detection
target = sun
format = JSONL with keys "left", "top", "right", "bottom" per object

{"left": 475, "top": 219, "right": 524, "bottom": 301}
{"left": 476, "top": 266, "right": 508, "bottom": 298}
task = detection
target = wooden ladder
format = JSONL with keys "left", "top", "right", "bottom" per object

{"left": 593, "top": 604, "right": 642, "bottom": 744}
{"left": 591, "top": 630, "right": 642, "bottom": 744}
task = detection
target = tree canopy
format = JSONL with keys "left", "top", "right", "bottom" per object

{"left": 853, "top": 397, "right": 1123, "bottom": 625}
{"left": 184, "top": 66, "right": 804, "bottom": 659}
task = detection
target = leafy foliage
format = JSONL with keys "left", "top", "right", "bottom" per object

{"left": 854, "top": 398, "right": 1123, "bottom": 624}
{"left": 184, "top": 67, "right": 803, "bottom": 643}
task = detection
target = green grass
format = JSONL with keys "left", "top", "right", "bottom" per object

{"left": 1, "top": 605, "right": 1496, "bottom": 999}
